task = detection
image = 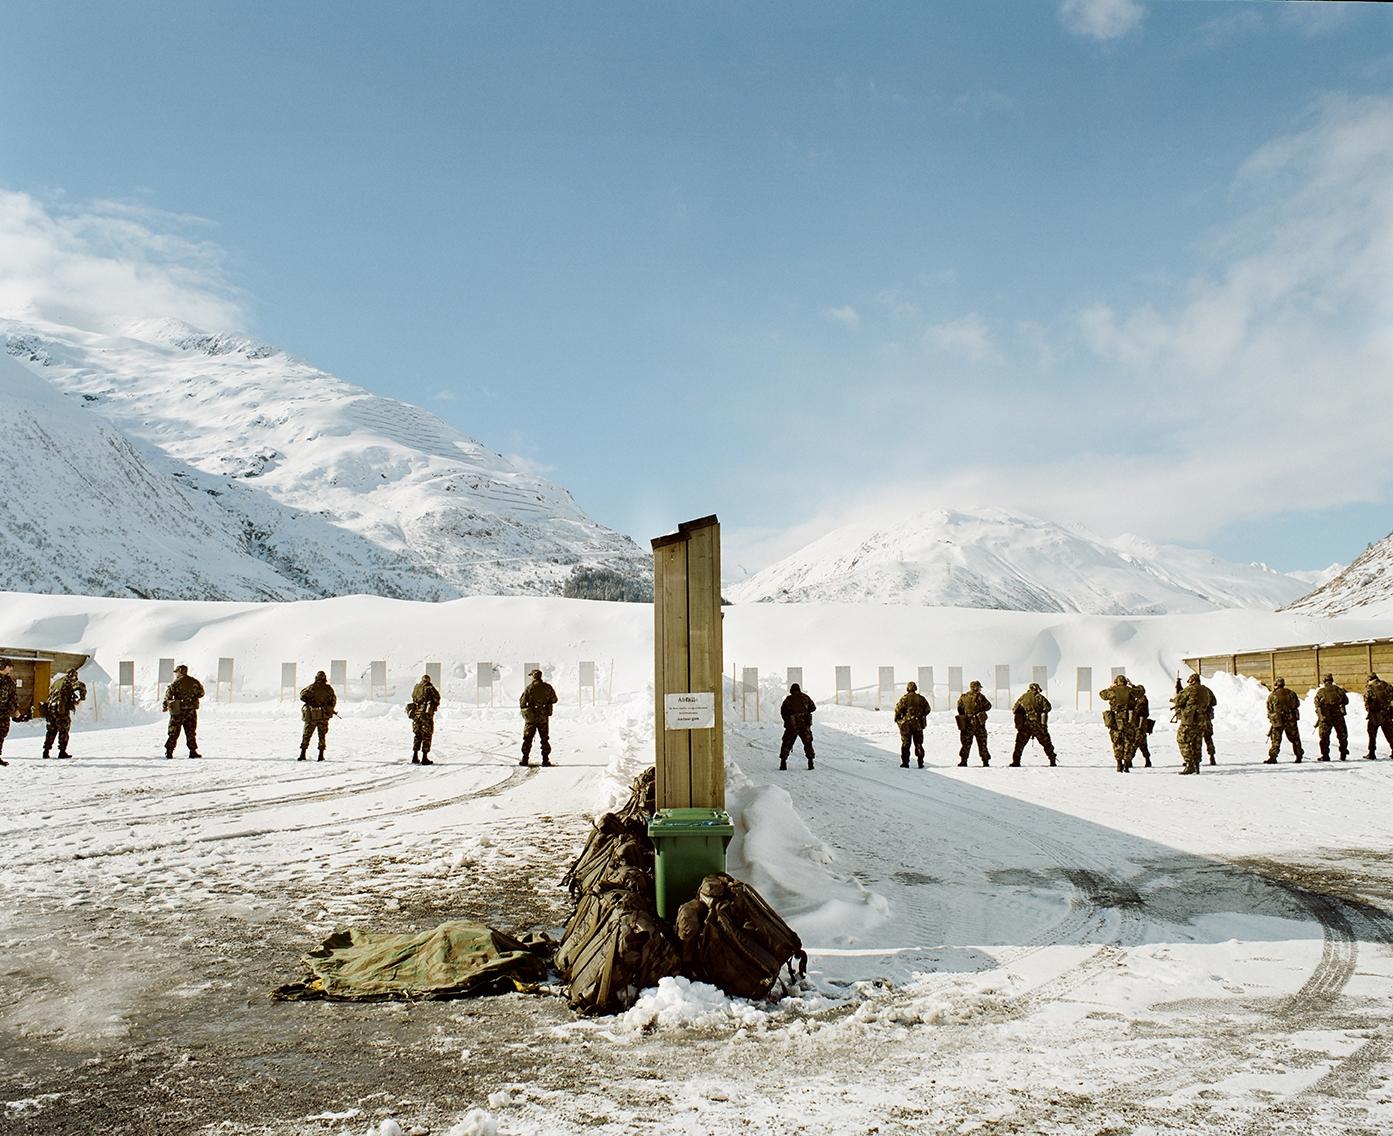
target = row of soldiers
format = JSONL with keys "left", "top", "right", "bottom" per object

{"left": 776, "top": 669, "right": 1393, "bottom": 772}
{"left": 0, "top": 662, "right": 562, "bottom": 767}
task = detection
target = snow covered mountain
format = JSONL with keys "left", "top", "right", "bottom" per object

{"left": 2, "top": 316, "right": 645, "bottom": 601}
{"left": 1284, "top": 528, "right": 1393, "bottom": 617}
{"left": 727, "top": 508, "right": 1322, "bottom": 615}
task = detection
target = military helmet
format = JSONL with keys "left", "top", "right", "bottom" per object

{"left": 421, "top": 673, "right": 432, "bottom": 683}
{"left": 969, "top": 680, "right": 981, "bottom": 690}
{"left": 1370, "top": 673, "right": 1380, "bottom": 682}
{"left": 1027, "top": 682, "right": 1040, "bottom": 692}
{"left": 1323, "top": 673, "right": 1334, "bottom": 683}
{"left": 67, "top": 667, "right": 79, "bottom": 676}
{"left": 789, "top": 682, "right": 801, "bottom": 693}
{"left": 1274, "top": 677, "right": 1286, "bottom": 688}
{"left": 175, "top": 664, "right": 188, "bottom": 674}
{"left": 315, "top": 670, "right": 327, "bottom": 681}
{"left": 1186, "top": 674, "right": 1199, "bottom": 685}
{"left": 530, "top": 669, "right": 543, "bottom": 678}
{"left": 906, "top": 681, "right": 917, "bottom": 692}
{"left": 1113, "top": 674, "right": 1127, "bottom": 685}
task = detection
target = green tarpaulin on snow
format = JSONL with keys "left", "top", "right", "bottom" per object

{"left": 273, "top": 920, "right": 547, "bottom": 1001}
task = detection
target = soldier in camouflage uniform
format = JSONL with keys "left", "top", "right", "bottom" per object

{"left": 1264, "top": 677, "right": 1303, "bottom": 764}
{"left": 1170, "top": 676, "right": 1206, "bottom": 775}
{"left": 0, "top": 660, "right": 16, "bottom": 766}
{"left": 42, "top": 667, "right": 86, "bottom": 760}
{"left": 409, "top": 673, "right": 441, "bottom": 765}
{"left": 778, "top": 682, "right": 817, "bottom": 771}
{"left": 299, "top": 670, "right": 337, "bottom": 761}
{"left": 519, "top": 669, "right": 558, "bottom": 767}
{"left": 1189, "top": 675, "right": 1219, "bottom": 764}
{"left": 1099, "top": 675, "right": 1142, "bottom": 773}
{"left": 1132, "top": 683, "right": 1155, "bottom": 768}
{"left": 893, "top": 681, "right": 929, "bottom": 768}
{"left": 1313, "top": 673, "right": 1350, "bottom": 761}
{"left": 956, "top": 680, "right": 991, "bottom": 767}
{"left": 1010, "top": 682, "right": 1057, "bottom": 766}
{"left": 162, "top": 664, "right": 205, "bottom": 759}
{"left": 1364, "top": 673, "right": 1393, "bottom": 760}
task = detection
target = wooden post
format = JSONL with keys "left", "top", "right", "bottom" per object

{"left": 653, "top": 515, "right": 724, "bottom": 810}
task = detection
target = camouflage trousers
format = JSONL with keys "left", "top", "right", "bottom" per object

{"left": 1268, "top": 722, "right": 1303, "bottom": 760}
{"left": 958, "top": 722, "right": 990, "bottom": 764}
{"left": 897, "top": 724, "right": 923, "bottom": 764}
{"left": 522, "top": 721, "right": 551, "bottom": 759}
{"left": 166, "top": 711, "right": 199, "bottom": 756}
{"left": 0, "top": 714, "right": 9, "bottom": 755}
{"left": 413, "top": 713, "right": 435, "bottom": 753}
{"left": 1317, "top": 717, "right": 1348, "bottom": 759}
{"left": 1109, "top": 729, "right": 1140, "bottom": 772}
{"left": 1176, "top": 723, "right": 1203, "bottom": 773}
{"left": 780, "top": 725, "right": 815, "bottom": 762}
{"left": 1368, "top": 720, "right": 1393, "bottom": 758}
{"left": 301, "top": 720, "right": 329, "bottom": 755}
{"left": 1011, "top": 724, "right": 1056, "bottom": 764}
{"left": 1202, "top": 720, "right": 1216, "bottom": 758}
{"left": 43, "top": 712, "right": 73, "bottom": 755}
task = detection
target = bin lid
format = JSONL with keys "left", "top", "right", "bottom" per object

{"left": 647, "top": 807, "right": 734, "bottom": 836}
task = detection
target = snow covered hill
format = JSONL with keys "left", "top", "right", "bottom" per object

{"left": 727, "top": 508, "right": 1321, "bottom": 615}
{"left": 2, "top": 316, "right": 645, "bottom": 600}
{"left": 1285, "top": 527, "right": 1393, "bottom": 617}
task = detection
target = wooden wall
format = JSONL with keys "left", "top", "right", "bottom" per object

{"left": 1185, "top": 639, "right": 1393, "bottom": 694}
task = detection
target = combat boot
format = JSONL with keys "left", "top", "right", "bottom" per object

{"left": 0, "top": 757, "right": 7, "bottom": 767}
{"left": 1009, "top": 759, "right": 1021, "bottom": 767}
{"left": 916, "top": 758, "right": 924, "bottom": 768}
{"left": 411, "top": 744, "right": 420, "bottom": 764}
{"left": 298, "top": 747, "right": 307, "bottom": 761}
{"left": 1207, "top": 756, "right": 1216, "bottom": 765}
{"left": 317, "top": 750, "right": 326, "bottom": 762}
{"left": 1318, "top": 753, "right": 1330, "bottom": 762}
{"left": 188, "top": 752, "right": 201, "bottom": 759}
{"left": 807, "top": 758, "right": 815, "bottom": 771}
{"left": 981, "top": 755, "right": 990, "bottom": 767}
{"left": 958, "top": 758, "right": 968, "bottom": 767}
{"left": 519, "top": 756, "right": 529, "bottom": 766}
{"left": 1263, "top": 756, "right": 1277, "bottom": 764}
{"left": 541, "top": 758, "right": 553, "bottom": 767}
{"left": 901, "top": 758, "right": 910, "bottom": 768}
{"left": 419, "top": 754, "right": 434, "bottom": 766}
{"left": 1294, "top": 754, "right": 1303, "bottom": 764}
{"left": 165, "top": 749, "right": 174, "bottom": 760}
{"left": 1048, "top": 758, "right": 1057, "bottom": 766}
{"left": 1142, "top": 757, "right": 1152, "bottom": 768}
{"left": 778, "top": 759, "right": 787, "bottom": 770}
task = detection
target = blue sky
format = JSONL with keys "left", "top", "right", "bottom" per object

{"left": 2, "top": 0, "right": 1391, "bottom": 574}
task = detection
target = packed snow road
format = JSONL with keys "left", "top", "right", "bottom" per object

{"left": 2, "top": 693, "right": 1392, "bottom": 1135}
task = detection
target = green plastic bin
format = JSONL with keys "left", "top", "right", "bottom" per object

{"left": 647, "top": 807, "right": 735, "bottom": 919}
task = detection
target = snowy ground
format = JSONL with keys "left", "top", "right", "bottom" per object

{"left": 3, "top": 596, "right": 1393, "bottom": 1134}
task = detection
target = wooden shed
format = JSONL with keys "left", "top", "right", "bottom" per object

{"left": 0, "top": 647, "right": 90, "bottom": 717}
{"left": 1184, "top": 637, "right": 1393, "bottom": 695}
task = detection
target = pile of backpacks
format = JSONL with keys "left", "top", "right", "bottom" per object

{"left": 555, "top": 767, "right": 807, "bottom": 1014}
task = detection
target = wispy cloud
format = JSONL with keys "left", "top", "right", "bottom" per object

{"left": 1059, "top": 0, "right": 1146, "bottom": 42}
{"left": 0, "top": 190, "right": 247, "bottom": 334}
{"left": 925, "top": 312, "right": 1000, "bottom": 363}
{"left": 823, "top": 304, "right": 861, "bottom": 331}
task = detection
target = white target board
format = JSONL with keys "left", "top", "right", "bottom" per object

{"left": 918, "top": 666, "right": 935, "bottom": 709}
{"left": 878, "top": 666, "right": 895, "bottom": 708}
{"left": 835, "top": 666, "right": 852, "bottom": 705}
{"left": 158, "top": 658, "right": 176, "bottom": 685}
{"left": 330, "top": 659, "right": 348, "bottom": 687}
{"left": 786, "top": 666, "right": 803, "bottom": 689}
{"left": 1032, "top": 665, "right": 1048, "bottom": 692}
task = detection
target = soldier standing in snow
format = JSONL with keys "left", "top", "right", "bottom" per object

{"left": 1264, "top": 677, "right": 1303, "bottom": 764}
{"left": 0, "top": 660, "right": 16, "bottom": 766}
{"left": 1313, "top": 674, "right": 1350, "bottom": 761}
{"left": 1099, "top": 675, "right": 1141, "bottom": 773}
{"left": 956, "top": 680, "right": 991, "bottom": 767}
{"left": 299, "top": 670, "right": 337, "bottom": 761}
{"left": 1132, "top": 683, "right": 1155, "bottom": 768}
{"left": 409, "top": 673, "right": 440, "bottom": 765}
{"left": 1364, "top": 673, "right": 1393, "bottom": 760}
{"left": 519, "top": 668, "right": 557, "bottom": 767}
{"left": 778, "top": 682, "right": 817, "bottom": 771}
{"left": 162, "top": 664, "right": 204, "bottom": 759}
{"left": 1188, "top": 674, "right": 1219, "bottom": 764}
{"left": 1170, "top": 676, "right": 1206, "bottom": 775}
{"left": 1010, "top": 682, "right": 1056, "bottom": 766}
{"left": 893, "top": 681, "right": 929, "bottom": 768}
{"left": 42, "top": 667, "right": 86, "bottom": 760}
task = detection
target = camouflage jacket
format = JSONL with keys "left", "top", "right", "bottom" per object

{"left": 520, "top": 680, "right": 557, "bottom": 725}
{"left": 1266, "top": 686, "right": 1301, "bottom": 724}
{"left": 957, "top": 690, "right": 991, "bottom": 722}
{"left": 0, "top": 673, "right": 17, "bottom": 716}
{"left": 1099, "top": 684, "right": 1140, "bottom": 729}
{"left": 300, "top": 680, "right": 337, "bottom": 723}
{"left": 1170, "top": 686, "right": 1207, "bottom": 727}
{"left": 1012, "top": 689, "right": 1051, "bottom": 725}
{"left": 781, "top": 690, "right": 816, "bottom": 729}
{"left": 893, "top": 691, "right": 929, "bottom": 729}
{"left": 1365, "top": 679, "right": 1393, "bottom": 725}
{"left": 1191, "top": 683, "right": 1217, "bottom": 721}
{"left": 45, "top": 673, "right": 87, "bottom": 716}
{"left": 411, "top": 680, "right": 441, "bottom": 717}
{"left": 163, "top": 675, "right": 205, "bottom": 717}
{"left": 1313, "top": 682, "right": 1348, "bottom": 722}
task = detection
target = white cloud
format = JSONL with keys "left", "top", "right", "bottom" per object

{"left": 0, "top": 190, "right": 247, "bottom": 334}
{"left": 823, "top": 304, "right": 861, "bottom": 331}
{"left": 1059, "top": 0, "right": 1146, "bottom": 42}
{"left": 925, "top": 312, "right": 1000, "bottom": 363}
{"left": 737, "top": 94, "right": 1393, "bottom": 573}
